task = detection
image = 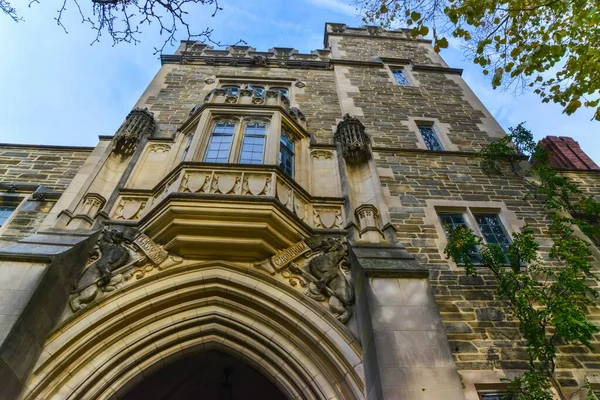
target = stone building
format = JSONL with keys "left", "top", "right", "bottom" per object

{"left": 0, "top": 23, "right": 599, "bottom": 400}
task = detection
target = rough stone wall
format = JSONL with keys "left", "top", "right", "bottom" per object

{"left": 0, "top": 145, "right": 92, "bottom": 243}
{"left": 342, "top": 65, "right": 496, "bottom": 151}
{"left": 333, "top": 35, "right": 437, "bottom": 64}
{"left": 0, "top": 145, "right": 91, "bottom": 192}
{"left": 374, "top": 150, "right": 600, "bottom": 388}
{"left": 143, "top": 65, "right": 339, "bottom": 145}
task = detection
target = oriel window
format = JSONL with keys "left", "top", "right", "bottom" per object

{"left": 239, "top": 122, "right": 267, "bottom": 164}
{"left": 279, "top": 132, "right": 295, "bottom": 178}
{"left": 204, "top": 121, "right": 236, "bottom": 162}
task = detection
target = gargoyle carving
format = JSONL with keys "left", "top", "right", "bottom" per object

{"left": 255, "top": 236, "right": 355, "bottom": 323}
{"left": 70, "top": 227, "right": 182, "bottom": 311}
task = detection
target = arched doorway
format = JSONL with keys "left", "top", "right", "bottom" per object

{"left": 120, "top": 350, "right": 287, "bottom": 400}
{"left": 23, "top": 261, "right": 364, "bottom": 400}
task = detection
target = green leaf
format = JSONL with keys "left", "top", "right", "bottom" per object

{"left": 437, "top": 37, "right": 449, "bottom": 49}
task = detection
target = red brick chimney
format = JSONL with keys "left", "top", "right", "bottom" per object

{"left": 539, "top": 136, "right": 600, "bottom": 170}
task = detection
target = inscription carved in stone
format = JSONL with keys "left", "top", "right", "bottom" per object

{"left": 255, "top": 237, "right": 354, "bottom": 323}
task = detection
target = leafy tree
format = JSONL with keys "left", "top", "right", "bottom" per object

{"left": 1, "top": 0, "right": 239, "bottom": 53}
{"left": 444, "top": 124, "right": 600, "bottom": 399}
{"left": 356, "top": 0, "right": 600, "bottom": 120}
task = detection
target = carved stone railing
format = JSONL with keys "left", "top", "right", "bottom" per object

{"left": 192, "top": 89, "right": 307, "bottom": 130}
{"left": 110, "top": 165, "right": 344, "bottom": 230}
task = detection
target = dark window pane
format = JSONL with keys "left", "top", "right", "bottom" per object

{"left": 0, "top": 206, "right": 16, "bottom": 226}
{"left": 222, "top": 86, "right": 239, "bottom": 96}
{"left": 391, "top": 69, "right": 409, "bottom": 86}
{"left": 479, "top": 393, "right": 514, "bottom": 400}
{"left": 279, "top": 133, "right": 295, "bottom": 178}
{"left": 475, "top": 214, "right": 511, "bottom": 264}
{"left": 418, "top": 125, "right": 444, "bottom": 151}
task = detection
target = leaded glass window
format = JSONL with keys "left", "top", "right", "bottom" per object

{"left": 239, "top": 122, "right": 267, "bottom": 164}
{"left": 475, "top": 214, "right": 511, "bottom": 263}
{"left": 391, "top": 69, "right": 409, "bottom": 86}
{"left": 418, "top": 125, "right": 444, "bottom": 151}
{"left": 204, "top": 122, "right": 236, "bottom": 163}
{"left": 439, "top": 213, "right": 480, "bottom": 263}
{"left": 279, "top": 133, "right": 295, "bottom": 178}
{"left": 0, "top": 206, "right": 15, "bottom": 227}
{"left": 479, "top": 393, "right": 514, "bottom": 400}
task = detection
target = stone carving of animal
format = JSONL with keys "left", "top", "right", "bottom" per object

{"left": 70, "top": 229, "right": 131, "bottom": 311}
{"left": 307, "top": 238, "right": 354, "bottom": 323}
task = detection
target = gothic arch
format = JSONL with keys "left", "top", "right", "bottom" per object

{"left": 22, "top": 261, "right": 365, "bottom": 400}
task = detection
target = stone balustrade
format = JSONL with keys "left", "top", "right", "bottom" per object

{"left": 111, "top": 165, "right": 344, "bottom": 230}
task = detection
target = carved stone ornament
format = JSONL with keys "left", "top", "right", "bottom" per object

{"left": 295, "top": 81, "right": 306, "bottom": 88}
{"left": 112, "top": 108, "right": 157, "bottom": 158}
{"left": 254, "top": 237, "right": 354, "bottom": 323}
{"left": 30, "top": 185, "right": 48, "bottom": 201}
{"left": 70, "top": 227, "right": 182, "bottom": 312}
{"left": 252, "top": 55, "right": 268, "bottom": 66}
{"left": 4, "top": 183, "right": 17, "bottom": 193}
{"left": 204, "top": 77, "right": 216, "bottom": 84}
{"left": 335, "top": 114, "right": 371, "bottom": 164}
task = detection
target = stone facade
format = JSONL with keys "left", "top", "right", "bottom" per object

{"left": 0, "top": 23, "right": 598, "bottom": 400}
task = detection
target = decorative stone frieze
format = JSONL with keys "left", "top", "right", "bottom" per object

{"left": 70, "top": 227, "right": 182, "bottom": 311}
{"left": 111, "top": 197, "right": 148, "bottom": 221}
{"left": 193, "top": 88, "right": 305, "bottom": 130}
{"left": 254, "top": 236, "right": 354, "bottom": 323}
{"left": 335, "top": 114, "right": 371, "bottom": 164}
{"left": 112, "top": 108, "right": 157, "bottom": 158}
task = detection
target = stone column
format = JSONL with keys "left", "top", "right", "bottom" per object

{"left": 350, "top": 242, "right": 465, "bottom": 400}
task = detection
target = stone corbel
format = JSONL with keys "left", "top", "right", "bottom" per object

{"left": 335, "top": 114, "right": 371, "bottom": 165}
{"left": 355, "top": 204, "right": 385, "bottom": 242}
{"left": 111, "top": 108, "right": 157, "bottom": 158}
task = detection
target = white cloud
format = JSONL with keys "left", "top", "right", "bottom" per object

{"left": 303, "top": 0, "right": 359, "bottom": 17}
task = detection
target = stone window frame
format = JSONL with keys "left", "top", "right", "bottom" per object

{"left": 201, "top": 116, "right": 272, "bottom": 164}
{"left": 424, "top": 200, "right": 524, "bottom": 271}
{"left": 0, "top": 194, "right": 26, "bottom": 235}
{"left": 402, "top": 117, "right": 459, "bottom": 152}
{"left": 188, "top": 108, "right": 310, "bottom": 187}
{"left": 383, "top": 63, "right": 418, "bottom": 87}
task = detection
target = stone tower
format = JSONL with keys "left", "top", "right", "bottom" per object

{"left": 0, "top": 23, "right": 599, "bottom": 400}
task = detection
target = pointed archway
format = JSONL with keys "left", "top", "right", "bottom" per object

{"left": 23, "top": 261, "right": 365, "bottom": 400}
{"left": 120, "top": 350, "right": 287, "bottom": 400}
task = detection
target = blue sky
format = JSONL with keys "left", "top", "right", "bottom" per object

{"left": 0, "top": 0, "right": 598, "bottom": 162}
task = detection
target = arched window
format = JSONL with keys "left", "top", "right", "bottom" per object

{"left": 222, "top": 85, "right": 240, "bottom": 96}
{"left": 271, "top": 87, "right": 289, "bottom": 98}
{"left": 247, "top": 84, "right": 265, "bottom": 97}
{"left": 204, "top": 121, "right": 237, "bottom": 163}
{"left": 239, "top": 121, "right": 267, "bottom": 164}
